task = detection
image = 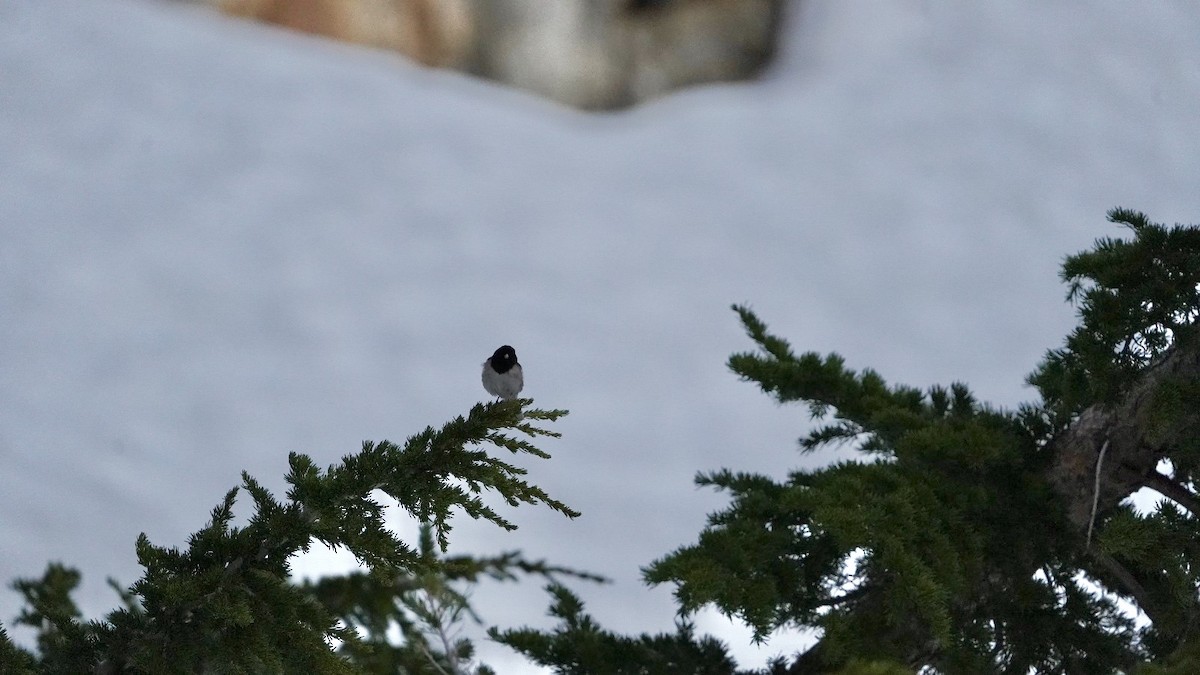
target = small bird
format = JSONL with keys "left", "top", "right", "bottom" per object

{"left": 482, "top": 345, "right": 524, "bottom": 400}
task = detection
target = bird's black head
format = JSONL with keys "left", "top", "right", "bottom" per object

{"left": 628, "top": 0, "right": 670, "bottom": 13}
{"left": 490, "top": 345, "right": 518, "bottom": 373}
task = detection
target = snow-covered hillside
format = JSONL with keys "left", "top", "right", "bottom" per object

{"left": 3, "top": 0, "right": 1199, "bottom": 670}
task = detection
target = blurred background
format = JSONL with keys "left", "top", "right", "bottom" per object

{"left": 3, "top": 0, "right": 1200, "bottom": 671}
{"left": 212, "top": 0, "right": 785, "bottom": 109}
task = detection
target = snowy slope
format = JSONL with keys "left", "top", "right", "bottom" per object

{"left": 3, "top": 0, "right": 1200, "bottom": 670}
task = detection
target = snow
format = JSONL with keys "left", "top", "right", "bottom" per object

{"left": 3, "top": 0, "right": 1200, "bottom": 671}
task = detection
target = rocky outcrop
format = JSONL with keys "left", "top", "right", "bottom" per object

{"left": 211, "top": 0, "right": 786, "bottom": 109}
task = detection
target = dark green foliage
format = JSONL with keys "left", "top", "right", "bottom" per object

{"left": 640, "top": 211, "right": 1200, "bottom": 672}
{"left": 9, "top": 563, "right": 87, "bottom": 670}
{"left": 9, "top": 209, "right": 1200, "bottom": 674}
{"left": 1026, "top": 210, "right": 1200, "bottom": 666}
{"left": 7, "top": 399, "right": 577, "bottom": 673}
{"left": 478, "top": 210, "right": 1199, "bottom": 673}
{"left": 1029, "top": 207, "right": 1200, "bottom": 423}
{"left": 1092, "top": 501, "right": 1200, "bottom": 663}
{"left": 0, "top": 623, "right": 38, "bottom": 674}
{"left": 830, "top": 661, "right": 913, "bottom": 675}
{"left": 491, "top": 583, "right": 751, "bottom": 675}
{"left": 1139, "top": 635, "right": 1200, "bottom": 675}
{"left": 306, "top": 524, "right": 605, "bottom": 674}
{"left": 491, "top": 585, "right": 914, "bottom": 674}
{"left": 646, "top": 316, "right": 1135, "bottom": 672}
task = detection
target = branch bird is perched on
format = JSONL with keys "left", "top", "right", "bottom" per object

{"left": 482, "top": 345, "right": 523, "bottom": 400}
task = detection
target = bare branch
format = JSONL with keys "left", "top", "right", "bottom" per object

{"left": 1086, "top": 439, "right": 1111, "bottom": 548}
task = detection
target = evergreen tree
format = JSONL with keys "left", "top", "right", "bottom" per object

{"left": 496, "top": 209, "right": 1200, "bottom": 673}
{"left": 6, "top": 209, "right": 1199, "bottom": 674}
{"left": 491, "top": 583, "right": 753, "bottom": 675}
{"left": 1, "top": 400, "right": 582, "bottom": 673}
{"left": 305, "top": 525, "right": 605, "bottom": 674}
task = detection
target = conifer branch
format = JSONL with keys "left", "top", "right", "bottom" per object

{"left": 6, "top": 400, "right": 575, "bottom": 672}
{"left": 728, "top": 304, "right": 943, "bottom": 455}
{"left": 818, "top": 584, "right": 870, "bottom": 608}
{"left": 1092, "top": 550, "right": 1162, "bottom": 625}
{"left": 1141, "top": 470, "right": 1200, "bottom": 517}
{"left": 1047, "top": 333, "right": 1200, "bottom": 537}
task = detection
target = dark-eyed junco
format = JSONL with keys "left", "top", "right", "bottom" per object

{"left": 482, "top": 345, "right": 523, "bottom": 400}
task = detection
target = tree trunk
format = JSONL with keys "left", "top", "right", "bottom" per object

{"left": 1046, "top": 332, "right": 1200, "bottom": 538}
